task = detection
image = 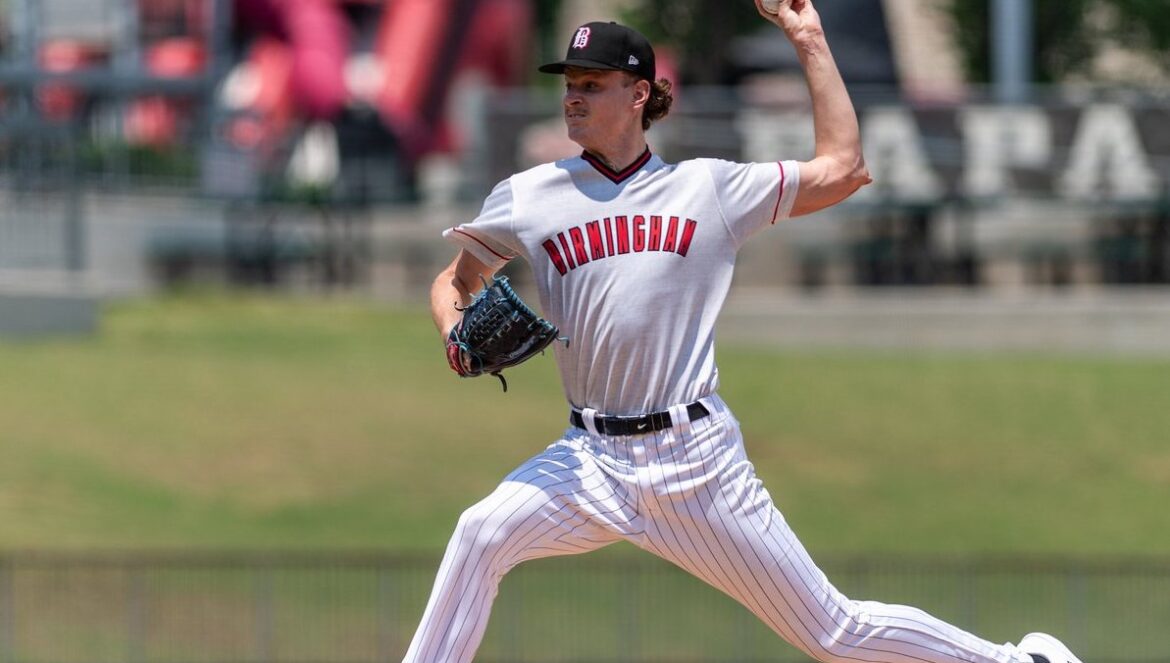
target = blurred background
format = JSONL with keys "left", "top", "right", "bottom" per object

{"left": 1, "top": 0, "right": 1169, "bottom": 661}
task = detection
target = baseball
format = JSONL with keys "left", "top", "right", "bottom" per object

{"left": 760, "top": 0, "right": 789, "bottom": 14}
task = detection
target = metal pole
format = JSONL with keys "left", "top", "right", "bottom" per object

{"left": 114, "top": 0, "right": 141, "bottom": 72}
{"left": 208, "top": 0, "right": 234, "bottom": 81}
{"left": 992, "top": 0, "right": 1033, "bottom": 104}
{"left": 65, "top": 144, "right": 86, "bottom": 273}
{"left": 11, "top": 0, "right": 37, "bottom": 67}
{"left": 5, "top": 0, "right": 37, "bottom": 117}
{"left": 110, "top": 0, "right": 140, "bottom": 184}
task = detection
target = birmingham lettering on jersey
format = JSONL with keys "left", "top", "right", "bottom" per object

{"left": 541, "top": 214, "right": 698, "bottom": 276}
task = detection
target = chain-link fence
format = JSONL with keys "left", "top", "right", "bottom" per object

{"left": 1, "top": 551, "right": 1166, "bottom": 663}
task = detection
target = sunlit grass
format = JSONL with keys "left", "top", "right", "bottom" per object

{"left": 0, "top": 292, "right": 1166, "bottom": 555}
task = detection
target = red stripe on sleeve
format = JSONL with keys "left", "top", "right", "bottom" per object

{"left": 770, "top": 162, "right": 786, "bottom": 225}
{"left": 452, "top": 228, "right": 511, "bottom": 261}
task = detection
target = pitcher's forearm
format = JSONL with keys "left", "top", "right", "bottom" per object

{"left": 766, "top": 1, "right": 870, "bottom": 216}
{"left": 431, "top": 263, "right": 472, "bottom": 339}
{"left": 795, "top": 29, "right": 863, "bottom": 169}
{"left": 431, "top": 251, "right": 497, "bottom": 339}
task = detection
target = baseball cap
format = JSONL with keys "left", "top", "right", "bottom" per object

{"left": 539, "top": 21, "right": 656, "bottom": 82}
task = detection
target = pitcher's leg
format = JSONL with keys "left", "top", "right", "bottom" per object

{"left": 736, "top": 513, "right": 1027, "bottom": 663}
{"left": 641, "top": 412, "right": 1030, "bottom": 663}
{"left": 650, "top": 479, "right": 1029, "bottom": 663}
{"left": 403, "top": 443, "right": 630, "bottom": 663}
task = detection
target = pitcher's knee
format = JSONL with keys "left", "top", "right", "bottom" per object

{"left": 814, "top": 635, "right": 861, "bottom": 663}
{"left": 809, "top": 600, "right": 873, "bottom": 663}
{"left": 450, "top": 494, "right": 531, "bottom": 568}
{"left": 454, "top": 502, "right": 503, "bottom": 549}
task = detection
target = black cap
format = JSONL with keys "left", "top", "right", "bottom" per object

{"left": 539, "top": 21, "right": 656, "bottom": 82}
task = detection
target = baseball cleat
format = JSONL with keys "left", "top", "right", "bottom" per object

{"left": 1018, "top": 632, "right": 1083, "bottom": 663}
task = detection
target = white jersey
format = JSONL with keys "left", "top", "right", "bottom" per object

{"left": 444, "top": 149, "right": 799, "bottom": 415}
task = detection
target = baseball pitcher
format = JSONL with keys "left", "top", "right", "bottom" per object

{"left": 408, "top": 2, "right": 1083, "bottom": 663}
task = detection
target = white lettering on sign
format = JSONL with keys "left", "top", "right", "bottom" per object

{"left": 960, "top": 106, "right": 1051, "bottom": 198}
{"left": 1059, "top": 104, "right": 1159, "bottom": 201}
{"left": 736, "top": 109, "right": 815, "bottom": 164}
{"left": 736, "top": 103, "right": 1169, "bottom": 203}
{"left": 854, "top": 107, "right": 943, "bottom": 203}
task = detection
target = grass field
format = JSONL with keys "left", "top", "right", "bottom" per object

{"left": 2, "top": 292, "right": 1169, "bottom": 662}
{"left": 1, "top": 291, "right": 1168, "bottom": 556}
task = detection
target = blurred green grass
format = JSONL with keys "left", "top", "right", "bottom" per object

{"left": 1, "top": 292, "right": 1167, "bottom": 555}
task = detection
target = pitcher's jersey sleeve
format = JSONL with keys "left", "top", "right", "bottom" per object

{"left": 442, "top": 179, "right": 521, "bottom": 271}
{"left": 702, "top": 159, "right": 800, "bottom": 246}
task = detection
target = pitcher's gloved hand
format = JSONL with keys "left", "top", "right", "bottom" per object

{"left": 445, "top": 276, "right": 563, "bottom": 392}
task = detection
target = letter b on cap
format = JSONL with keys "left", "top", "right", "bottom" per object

{"left": 572, "top": 27, "right": 591, "bottom": 49}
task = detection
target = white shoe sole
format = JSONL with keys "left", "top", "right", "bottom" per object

{"left": 1019, "top": 632, "right": 1084, "bottom": 663}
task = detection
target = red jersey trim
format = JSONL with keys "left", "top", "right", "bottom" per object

{"left": 451, "top": 228, "right": 511, "bottom": 262}
{"left": 770, "top": 161, "right": 787, "bottom": 224}
{"left": 582, "top": 148, "right": 652, "bottom": 184}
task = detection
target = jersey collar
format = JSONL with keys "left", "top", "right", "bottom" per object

{"left": 581, "top": 147, "right": 653, "bottom": 184}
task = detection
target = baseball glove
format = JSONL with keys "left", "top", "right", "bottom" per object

{"left": 445, "top": 276, "right": 562, "bottom": 391}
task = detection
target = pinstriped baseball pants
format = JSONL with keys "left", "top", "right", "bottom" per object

{"left": 403, "top": 395, "right": 1032, "bottom": 663}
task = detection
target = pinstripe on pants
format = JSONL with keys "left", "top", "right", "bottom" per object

{"left": 403, "top": 395, "right": 1031, "bottom": 663}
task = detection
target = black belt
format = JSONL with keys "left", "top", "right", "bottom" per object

{"left": 569, "top": 401, "right": 710, "bottom": 436}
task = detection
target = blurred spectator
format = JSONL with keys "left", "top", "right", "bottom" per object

{"left": 140, "top": 0, "right": 208, "bottom": 43}
{"left": 225, "top": 0, "right": 532, "bottom": 196}
{"left": 36, "top": 40, "right": 108, "bottom": 122}
{"left": 126, "top": 0, "right": 209, "bottom": 146}
{"left": 234, "top": 0, "right": 351, "bottom": 123}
